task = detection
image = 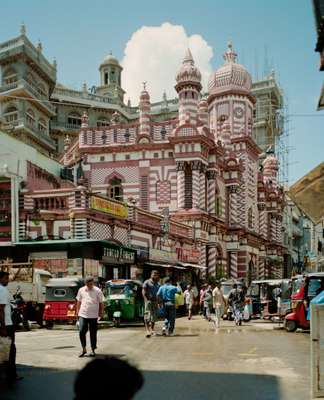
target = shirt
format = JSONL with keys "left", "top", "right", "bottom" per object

{"left": 76, "top": 286, "right": 104, "bottom": 319}
{"left": 0, "top": 283, "right": 13, "bottom": 326}
{"left": 157, "top": 284, "right": 181, "bottom": 304}
{"left": 184, "top": 289, "right": 195, "bottom": 305}
{"left": 143, "top": 279, "right": 160, "bottom": 302}
{"left": 212, "top": 287, "right": 225, "bottom": 307}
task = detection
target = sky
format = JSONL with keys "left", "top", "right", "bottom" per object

{"left": 0, "top": 0, "right": 323, "bottom": 185}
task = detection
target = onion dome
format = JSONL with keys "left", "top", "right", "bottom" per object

{"left": 139, "top": 84, "right": 150, "bottom": 102}
{"left": 175, "top": 49, "right": 202, "bottom": 88}
{"left": 208, "top": 41, "right": 252, "bottom": 96}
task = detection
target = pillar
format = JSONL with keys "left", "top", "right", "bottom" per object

{"left": 229, "top": 251, "right": 238, "bottom": 279}
{"left": 199, "top": 170, "right": 206, "bottom": 210}
{"left": 207, "top": 246, "right": 217, "bottom": 277}
{"left": 229, "top": 185, "right": 239, "bottom": 226}
{"left": 192, "top": 161, "right": 200, "bottom": 209}
{"left": 176, "top": 162, "right": 185, "bottom": 209}
{"left": 207, "top": 170, "right": 217, "bottom": 214}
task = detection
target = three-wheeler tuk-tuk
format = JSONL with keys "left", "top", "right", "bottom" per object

{"left": 43, "top": 277, "right": 83, "bottom": 329}
{"left": 248, "top": 279, "right": 292, "bottom": 320}
{"left": 104, "top": 279, "right": 144, "bottom": 327}
{"left": 285, "top": 272, "right": 324, "bottom": 332}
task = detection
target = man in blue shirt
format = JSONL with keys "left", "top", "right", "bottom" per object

{"left": 157, "top": 277, "right": 181, "bottom": 336}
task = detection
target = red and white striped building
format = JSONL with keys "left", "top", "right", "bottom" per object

{"left": 61, "top": 42, "right": 285, "bottom": 280}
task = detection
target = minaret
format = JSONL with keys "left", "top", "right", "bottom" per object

{"left": 175, "top": 49, "right": 202, "bottom": 126}
{"left": 263, "top": 153, "right": 279, "bottom": 186}
{"left": 139, "top": 82, "right": 151, "bottom": 136}
{"left": 198, "top": 98, "right": 208, "bottom": 127}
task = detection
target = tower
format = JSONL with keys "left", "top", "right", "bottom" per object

{"left": 97, "top": 53, "right": 125, "bottom": 103}
{"left": 138, "top": 83, "right": 151, "bottom": 137}
{"left": 175, "top": 49, "right": 202, "bottom": 125}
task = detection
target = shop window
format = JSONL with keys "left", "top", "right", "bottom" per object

{"left": 108, "top": 177, "right": 123, "bottom": 202}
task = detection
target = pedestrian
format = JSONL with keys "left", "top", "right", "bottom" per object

{"left": 76, "top": 276, "right": 104, "bottom": 358}
{"left": 203, "top": 285, "right": 213, "bottom": 321}
{"left": 199, "top": 284, "right": 207, "bottom": 316}
{"left": 157, "top": 277, "right": 181, "bottom": 336}
{"left": 74, "top": 356, "right": 144, "bottom": 400}
{"left": 184, "top": 284, "right": 195, "bottom": 320}
{"left": 228, "top": 283, "right": 245, "bottom": 326}
{"left": 212, "top": 283, "right": 225, "bottom": 328}
{"left": 0, "top": 271, "right": 23, "bottom": 383}
{"left": 142, "top": 270, "right": 160, "bottom": 338}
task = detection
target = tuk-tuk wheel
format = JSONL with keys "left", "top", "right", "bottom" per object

{"left": 285, "top": 320, "right": 297, "bottom": 333}
{"left": 45, "top": 321, "right": 54, "bottom": 330}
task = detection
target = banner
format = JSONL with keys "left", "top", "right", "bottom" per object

{"left": 176, "top": 248, "right": 201, "bottom": 264}
{"left": 91, "top": 196, "right": 128, "bottom": 218}
{"left": 149, "top": 248, "right": 177, "bottom": 263}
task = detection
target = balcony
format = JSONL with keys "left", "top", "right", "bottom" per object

{"left": 0, "top": 79, "right": 56, "bottom": 116}
{"left": 11, "top": 118, "right": 56, "bottom": 150}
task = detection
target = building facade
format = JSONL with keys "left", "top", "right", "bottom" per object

{"left": 63, "top": 43, "right": 286, "bottom": 280}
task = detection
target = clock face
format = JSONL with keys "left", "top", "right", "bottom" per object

{"left": 234, "top": 106, "right": 244, "bottom": 119}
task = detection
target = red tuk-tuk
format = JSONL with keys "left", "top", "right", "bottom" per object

{"left": 284, "top": 272, "right": 324, "bottom": 332}
{"left": 43, "top": 277, "right": 83, "bottom": 329}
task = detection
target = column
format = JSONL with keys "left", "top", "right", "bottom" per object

{"left": 200, "top": 244, "right": 207, "bottom": 278}
{"left": 207, "top": 246, "right": 217, "bottom": 277}
{"left": 207, "top": 170, "right": 217, "bottom": 214}
{"left": 229, "top": 185, "right": 239, "bottom": 226}
{"left": 176, "top": 162, "right": 185, "bottom": 209}
{"left": 258, "top": 256, "right": 266, "bottom": 279}
{"left": 258, "top": 204, "right": 267, "bottom": 239}
{"left": 192, "top": 161, "right": 200, "bottom": 209}
{"left": 199, "top": 168, "right": 206, "bottom": 210}
{"left": 229, "top": 251, "right": 238, "bottom": 279}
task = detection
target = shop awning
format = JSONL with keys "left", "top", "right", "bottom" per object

{"left": 144, "top": 262, "right": 187, "bottom": 270}
{"left": 177, "top": 262, "right": 207, "bottom": 270}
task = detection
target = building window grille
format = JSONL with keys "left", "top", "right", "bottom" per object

{"left": 215, "top": 197, "right": 222, "bottom": 217}
{"left": 97, "top": 118, "right": 109, "bottom": 128}
{"left": 184, "top": 165, "right": 192, "bottom": 209}
{"left": 2, "top": 68, "right": 18, "bottom": 85}
{"left": 140, "top": 176, "right": 148, "bottom": 210}
{"left": 26, "top": 109, "right": 35, "bottom": 127}
{"left": 125, "top": 154, "right": 130, "bottom": 160}
{"left": 38, "top": 118, "right": 47, "bottom": 133}
{"left": 108, "top": 178, "right": 123, "bottom": 202}
{"left": 160, "top": 126, "right": 167, "bottom": 140}
{"left": 248, "top": 207, "right": 253, "bottom": 229}
{"left": 168, "top": 152, "right": 173, "bottom": 158}
{"left": 113, "top": 129, "right": 118, "bottom": 142}
{"left": 154, "top": 153, "right": 159, "bottom": 158}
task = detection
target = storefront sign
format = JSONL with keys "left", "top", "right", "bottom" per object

{"left": 91, "top": 196, "right": 128, "bottom": 218}
{"left": 149, "top": 248, "right": 177, "bottom": 264}
{"left": 176, "top": 248, "right": 201, "bottom": 264}
{"left": 102, "top": 245, "right": 135, "bottom": 265}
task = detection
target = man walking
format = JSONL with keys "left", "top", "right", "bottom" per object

{"left": 212, "top": 283, "right": 225, "bottom": 328}
{"left": 228, "top": 283, "right": 245, "bottom": 326}
{"left": 0, "top": 271, "right": 22, "bottom": 382}
{"left": 76, "top": 276, "right": 104, "bottom": 357}
{"left": 184, "top": 284, "right": 195, "bottom": 320}
{"left": 142, "top": 270, "right": 160, "bottom": 338}
{"left": 157, "top": 277, "right": 181, "bottom": 336}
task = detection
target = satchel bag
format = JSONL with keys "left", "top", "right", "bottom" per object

{"left": 0, "top": 336, "right": 11, "bottom": 363}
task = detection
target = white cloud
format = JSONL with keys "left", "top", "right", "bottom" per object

{"left": 121, "top": 22, "right": 214, "bottom": 105}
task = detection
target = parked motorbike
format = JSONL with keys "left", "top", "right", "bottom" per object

{"left": 11, "top": 287, "right": 31, "bottom": 331}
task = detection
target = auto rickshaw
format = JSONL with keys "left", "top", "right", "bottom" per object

{"left": 104, "top": 279, "right": 144, "bottom": 327}
{"left": 285, "top": 272, "right": 324, "bottom": 332}
{"left": 248, "top": 279, "right": 292, "bottom": 320}
{"left": 43, "top": 277, "right": 84, "bottom": 329}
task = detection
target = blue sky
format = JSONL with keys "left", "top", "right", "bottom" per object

{"left": 0, "top": 0, "right": 323, "bottom": 184}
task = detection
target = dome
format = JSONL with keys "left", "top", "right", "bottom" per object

{"left": 100, "top": 52, "right": 120, "bottom": 68}
{"left": 139, "top": 82, "right": 150, "bottom": 102}
{"left": 175, "top": 49, "right": 202, "bottom": 88}
{"left": 208, "top": 42, "right": 252, "bottom": 96}
{"left": 263, "top": 154, "right": 279, "bottom": 171}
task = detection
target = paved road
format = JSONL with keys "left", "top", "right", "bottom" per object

{"left": 0, "top": 317, "right": 310, "bottom": 400}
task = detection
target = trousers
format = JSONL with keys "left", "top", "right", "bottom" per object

{"left": 163, "top": 303, "right": 176, "bottom": 334}
{"left": 5, "top": 325, "right": 17, "bottom": 379}
{"left": 79, "top": 317, "right": 98, "bottom": 350}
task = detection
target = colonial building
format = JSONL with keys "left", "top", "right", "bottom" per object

{"left": 63, "top": 43, "right": 286, "bottom": 280}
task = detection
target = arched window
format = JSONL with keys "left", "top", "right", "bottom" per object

{"left": 26, "top": 109, "right": 35, "bottom": 126}
{"left": 108, "top": 177, "right": 123, "bottom": 201}
{"left": 3, "top": 106, "right": 18, "bottom": 123}
{"left": 215, "top": 196, "right": 222, "bottom": 217}
{"left": 96, "top": 117, "right": 109, "bottom": 128}
{"left": 38, "top": 118, "right": 47, "bottom": 133}
{"left": 248, "top": 207, "right": 253, "bottom": 229}
{"left": 67, "top": 112, "right": 82, "bottom": 128}
{"left": 2, "top": 68, "right": 17, "bottom": 85}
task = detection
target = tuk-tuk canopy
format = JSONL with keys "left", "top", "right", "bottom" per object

{"left": 46, "top": 277, "right": 84, "bottom": 288}
{"left": 106, "top": 279, "right": 142, "bottom": 288}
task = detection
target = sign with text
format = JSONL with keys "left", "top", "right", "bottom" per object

{"left": 91, "top": 196, "right": 128, "bottom": 218}
{"left": 149, "top": 248, "right": 177, "bottom": 264}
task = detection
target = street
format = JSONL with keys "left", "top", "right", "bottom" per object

{"left": 0, "top": 317, "right": 310, "bottom": 400}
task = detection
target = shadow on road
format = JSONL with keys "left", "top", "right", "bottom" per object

{"left": 0, "top": 364, "right": 283, "bottom": 400}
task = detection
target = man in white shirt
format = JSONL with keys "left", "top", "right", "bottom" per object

{"left": 0, "top": 271, "right": 22, "bottom": 382}
{"left": 76, "top": 276, "right": 104, "bottom": 358}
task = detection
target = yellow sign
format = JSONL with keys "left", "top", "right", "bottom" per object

{"left": 91, "top": 196, "right": 128, "bottom": 218}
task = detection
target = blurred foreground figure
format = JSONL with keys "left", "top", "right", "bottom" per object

{"left": 74, "top": 357, "right": 144, "bottom": 400}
